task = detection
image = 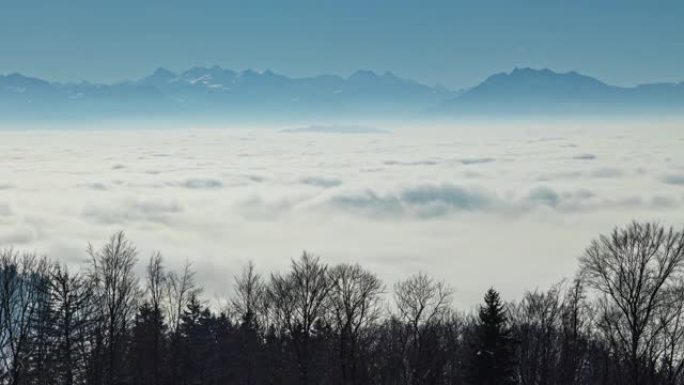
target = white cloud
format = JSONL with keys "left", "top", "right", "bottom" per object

{"left": 0, "top": 202, "right": 11, "bottom": 217}
{"left": 82, "top": 198, "right": 184, "bottom": 225}
{"left": 329, "top": 184, "right": 495, "bottom": 218}
{"left": 1, "top": 121, "right": 683, "bottom": 306}
{"left": 590, "top": 167, "right": 623, "bottom": 178}
{"left": 0, "top": 227, "right": 37, "bottom": 245}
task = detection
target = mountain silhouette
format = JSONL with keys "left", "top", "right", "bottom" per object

{"left": 1, "top": 67, "right": 683, "bottom": 121}
{"left": 436, "top": 67, "right": 684, "bottom": 115}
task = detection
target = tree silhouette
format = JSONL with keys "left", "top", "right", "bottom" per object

{"left": 468, "top": 288, "right": 517, "bottom": 385}
{"left": 2, "top": 224, "right": 684, "bottom": 385}
{"left": 580, "top": 222, "right": 684, "bottom": 385}
{"left": 128, "top": 302, "right": 167, "bottom": 385}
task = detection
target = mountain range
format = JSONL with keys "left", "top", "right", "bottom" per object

{"left": 1, "top": 67, "right": 683, "bottom": 121}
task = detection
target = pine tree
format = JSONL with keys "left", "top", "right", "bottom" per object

{"left": 467, "top": 288, "right": 517, "bottom": 385}
{"left": 175, "top": 295, "right": 217, "bottom": 385}
{"left": 128, "top": 302, "right": 168, "bottom": 385}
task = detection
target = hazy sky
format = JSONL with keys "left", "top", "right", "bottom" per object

{"left": 1, "top": 0, "right": 683, "bottom": 88}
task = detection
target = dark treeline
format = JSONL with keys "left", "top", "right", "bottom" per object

{"left": 2, "top": 221, "right": 684, "bottom": 385}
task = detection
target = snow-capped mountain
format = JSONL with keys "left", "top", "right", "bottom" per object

{"left": 1, "top": 67, "right": 683, "bottom": 121}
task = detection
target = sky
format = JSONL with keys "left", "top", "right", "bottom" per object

{"left": 1, "top": 0, "right": 683, "bottom": 89}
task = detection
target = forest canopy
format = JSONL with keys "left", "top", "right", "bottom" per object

{"left": 1, "top": 221, "right": 684, "bottom": 385}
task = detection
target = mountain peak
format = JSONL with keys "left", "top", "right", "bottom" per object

{"left": 349, "top": 70, "right": 380, "bottom": 81}
{"left": 5, "top": 72, "right": 34, "bottom": 81}
{"left": 505, "top": 67, "right": 605, "bottom": 84}
{"left": 477, "top": 67, "right": 609, "bottom": 90}
{"left": 1, "top": 72, "right": 52, "bottom": 88}
{"left": 508, "top": 67, "right": 566, "bottom": 79}
{"left": 148, "top": 67, "right": 176, "bottom": 81}
{"left": 438, "top": 67, "right": 632, "bottom": 114}
{"left": 511, "top": 67, "right": 552, "bottom": 74}
{"left": 381, "top": 71, "right": 399, "bottom": 79}
{"left": 153, "top": 67, "right": 175, "bottom": 76}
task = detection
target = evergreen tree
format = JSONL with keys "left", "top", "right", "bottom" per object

{"left": 128, "top": 302, "right": 167, "bottom": 385}
{"left": 175, "top": 295, "right": 217, "bottom": 385}
{"left": 233, "top": 310, "right": 261, "bottom": 385}
{"left": 467, "top": 288, "right": 517, "bottom": 385}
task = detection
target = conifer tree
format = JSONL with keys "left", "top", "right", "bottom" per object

{"left": 467, "top": 288, "right": 517, "bottom": 385}
{"left": 128, "top": 302, "right": 167, "bottom": 385}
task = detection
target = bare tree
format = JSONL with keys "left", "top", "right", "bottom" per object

{"left": 47, "top": 264, "right": 96, "bottom": 385}
{"left": 511, "top": 280, "right": 593, "bottom": 385}
{"left": 87, "top": 231, "right": 140, "bottom": 385}
{"left": 394, "top": 272, "right": 453, "bottom": 385}
{"left": 232, "top": 261, "right": 267, "bottom": 327}
{"left": 514, "top": 285, "right": 563, "bottom": 385}
{"left": 141, "top": 253, "right": 168, "bottom": 385}
{"left": 655, "top": 281, "right": 684, "bottom": 385}
{"left": 230, "top": 261, "right": 268, "bottom": 385}
{"left": 165, "top": 260, "right": 200, "bottom": 335}
{"left": 0, "top": 249, "right": 49, "bottom": 385}
{"left": 267, "top": 252, "right": 331, "bottom": 385}
{"left": 146, "top": 252, "right": 166, "bottom": 314}
{"left": 559, "top": 279, "right": 593, "bottom": 385}
{"left": 327, "top": 263, "right": 384, "bottom": 385}
{"left": 395, "top": 272, "right": 452, "bottom": 331}
{"left": 579, "top": 222, "right": 684, "bottom": 385}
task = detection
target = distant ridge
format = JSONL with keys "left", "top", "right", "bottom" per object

{"left": 436, "top": 67, "right": 684, "bottom": 115}
{"left": 280, "top": 124, "right": 387, "bottom": 134}
{"left": 1, "top": 67, "right": 683, "bottom": 121}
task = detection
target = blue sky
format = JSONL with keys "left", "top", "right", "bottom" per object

{"left": 1, "top": 0, "right": 683, "bottom": 88}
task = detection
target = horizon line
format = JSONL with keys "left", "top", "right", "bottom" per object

{"left": 4, "top": 65, "right": 682, "bottom": 92}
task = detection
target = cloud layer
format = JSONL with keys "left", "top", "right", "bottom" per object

{"left": 1, "top": 122, "right": 683, "bottom": 306}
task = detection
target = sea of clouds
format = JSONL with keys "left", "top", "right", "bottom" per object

{"left": 1, "top": 120, "right": 683, "bottom": 306}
